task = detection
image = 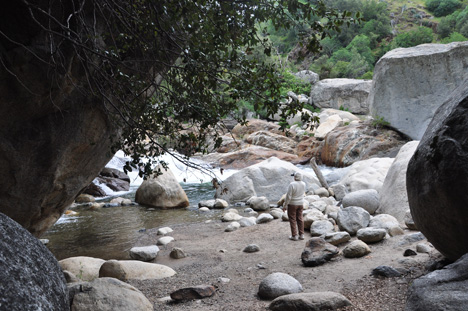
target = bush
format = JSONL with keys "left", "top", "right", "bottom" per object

{"left": 440, "top": 31, "right": 468, "bottom": 43}
{"left": 392, "top": 27, "right": 434, "bottom": 48}
{"left": 426, "top": 0, "right": 462, "bottom": 17}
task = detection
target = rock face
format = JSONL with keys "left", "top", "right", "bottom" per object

{"left": 215, "top": 157, "right": 319, "bottom": 203}
{"left": 407, "top": 80, "right": 468, "bottom": 261}
{"left": 135, "top": 166, "right": 189, "bottom": 208}
{"left": 377, "top": 141, "right": 419, "bottom": 222}
{"left": 310, "top": 78, "right": 372, "bottom": 114}
{"left": 0, "top": 213, "right": 69, "bottom": 310}
{"left": 406, "top": 253, "right": 468, "bottom": 311}
{"left": 68, "top": 277, "right": 153, "bottom": 311}
{"left": 0, "top": 3, "right": 122, "bottom": 236}
{"left": 368, "top": 42, "right": 468, "bottom": 140}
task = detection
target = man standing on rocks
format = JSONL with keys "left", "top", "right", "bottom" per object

{"left": 282, "top": 172, "right": 305, "bottom": 241}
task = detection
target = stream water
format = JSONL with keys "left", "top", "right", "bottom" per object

{"left": 43, "top": 152, "right": 338, "bottom": 261}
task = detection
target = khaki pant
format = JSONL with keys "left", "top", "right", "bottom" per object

{"left": 287, "top": 204, "right": 304, "bottom": 236}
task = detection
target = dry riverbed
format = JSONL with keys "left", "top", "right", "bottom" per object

{"left": 128, "top": 217, "right": 442, "bottom": 311}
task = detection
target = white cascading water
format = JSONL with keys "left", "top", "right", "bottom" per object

{"left": 98, "top": 150, "right": 236, "bottom": 197}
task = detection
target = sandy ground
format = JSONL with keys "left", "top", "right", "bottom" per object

{"left": 127, "top": 217, "right": 443, "bottom": 311}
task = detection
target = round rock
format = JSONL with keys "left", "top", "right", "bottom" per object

{"left": 258, "top": 272, "right": 303, "bottom": 300}
{"left": 343, "top": 240, "right": 371, "bottom": 258}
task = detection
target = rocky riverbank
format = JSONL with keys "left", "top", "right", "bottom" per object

{"left": 125, "top": 216, "right": 441, "bottom": 311}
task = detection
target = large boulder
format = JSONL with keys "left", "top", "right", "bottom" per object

{"left": 293, "top": 70, "right": 319, "bottom": 84}
{"left": 310, "top": 78, "right": 372, "bottom": 114}
{"left": 369, "top": 42, "right": 468, "bottom": 140}
{"left": 68, "top": 277, "right": 153, "bottom": 311}
{"left": 0, "top": 213, "right": 69, "bottom": 310}
{"left": 407, "top": 80, "right": 468, "bottom": 261}
{"left": 377, "top": 141, "right": 419, "bottom": 222}
{"left": 342, "top": 189, "right": 380, "bottom": 215}
{"left": 298, "top": 121, "right": 407, "bottom": 167}
{"left": 215, "top": 157, "right": 319, "bottom": 203}
{"left": 333, "top": 158, "right": 394, "bottom": 193}
{"left": 0, "top": 3, "right": 121, "bottom": 236}
{"left": 135, "top": 166, "right": 189, "bottom": 208}
{"left": 406, "top": 253, "right": 468, "bottom": 311}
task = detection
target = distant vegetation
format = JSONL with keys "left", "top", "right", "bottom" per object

{"left": 260, "top": 0, "right": 468, "bottom": 82}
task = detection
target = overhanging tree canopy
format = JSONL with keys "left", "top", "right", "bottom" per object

{"left": 2, "top": 0, "right": 359, "bottom": 177}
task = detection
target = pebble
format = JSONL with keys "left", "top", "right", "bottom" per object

{"left": 170, "top": 247, "right": 187, "bottom": 259}
{"left": 404, "top": 249, "right": 417, "bottom": 257}
{"left": 243, "top": 244, "right": 260, "bottom": 253}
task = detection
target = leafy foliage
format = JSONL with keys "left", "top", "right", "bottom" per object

{"left": 392, "top": 27, "right": 434, "bottom": 48}
{"left": 2, "top": 0, "right": 360, "bottom": 178}
{"left": 426, "top": 0, "right": 462, "bottom": 17}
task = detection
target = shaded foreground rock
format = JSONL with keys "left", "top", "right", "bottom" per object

{"left": 258, "top": 272, "right": 303, "bottom": 300}
{"left": 170, "top": 285, "right": 216, "bottom": 301}
{"left": 406, "top": 253, "right": 468, "bottom": 311}
{"left": 407, "top": 80, "right": 468, "bottom": 261}
{"left": 269, "top": 291, "right": 351, "bottom": 311}
{"left": 68, "top": 277, "right": 152, "bottom": 311}
{"left": 0, "top": 213, "right": 69, "bottom": 311}
{"left": 301, "top": 237, "right": 339, "bottom": 267}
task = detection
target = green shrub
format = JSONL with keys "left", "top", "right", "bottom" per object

{"left": 392, "top": 27, "right": 434, "bottom": 48}
{"left": 440, "top": 31, "right": 468, "bottom": 43}
{"left": 371, "top": 115, "right": 390, "bottom": 128}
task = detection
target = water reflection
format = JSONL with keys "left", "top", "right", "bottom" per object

{"left": 43, "top": 183, "right": 223, "bottom": 260}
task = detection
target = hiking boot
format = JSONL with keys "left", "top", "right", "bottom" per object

{"left": 299, "top": 234, "right": 304, "bottom": 240}
{"left": 289, "top": 235, "right": 298, "bottom": 241}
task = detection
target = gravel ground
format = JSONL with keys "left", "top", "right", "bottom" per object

{"left": 127, "top": 217, "right": 443, "bottom": 311}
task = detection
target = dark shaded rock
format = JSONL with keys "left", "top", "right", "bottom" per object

{"left": 269, "top": 291, "right": 351, "bottom": 311}
{"left": 83, "top": 182, "right": 107, "bottom": 197}
{"left": 372, "top": 265, "right": 402, "bottom": 278}
{"left": 0, "top": 213, "right": 69, "bottom": 310}
{"left": 100, "top": 167, "right": 130, "bottom": 182}
{"left": 0, "top": 2, "right": 119, "bottom": 236}
{"left": 407, "top": 80, "right": 468, "bottom": 261}
{"left": 170, "top": 285, "right": 216, "bottom": 301}
{"left": 406, "top": 253, "right": 468, "bottom": 311}
{"left": 404, "top": 249, "right": 417, "bottom": 257}
{"left": 243, "top": 244, "right": 260, "bottom": 253}
{"left": 301, "top": 237, "right": 339, "bottom": 267}
{"left": 96, "top": 176, "right": 130, "bottom": 192}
